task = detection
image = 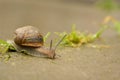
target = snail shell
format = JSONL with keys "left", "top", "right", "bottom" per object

{"left": 14, "top": 26, "right": 43, "bottom": 47}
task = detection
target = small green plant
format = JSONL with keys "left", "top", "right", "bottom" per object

{"left": 112, "top": 21, "right": 120, "bottom": 34}
{"left": 44, "top": 32, "right": 51, "bottom": 42}
{"left": 0, "top": 39, "right": 15, "bottom": 54}
{"left": 56, "top": 24, "right": 107, "bottom": 47}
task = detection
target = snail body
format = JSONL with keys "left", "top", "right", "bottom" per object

{"left": 13, "top": 26, "right": 66, "bottom": 59}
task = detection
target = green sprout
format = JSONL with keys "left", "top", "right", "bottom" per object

{"left": 0, "top": 39, "right": 16, "bottom": 54}
{"left": 112, "top": 21, "right": 120, "bottom": 34}
{"left": 56, "top": 24, "right": 107, "bottom": 47}
{"left": 44, "top": 32, "right": 51, "bottom": 42}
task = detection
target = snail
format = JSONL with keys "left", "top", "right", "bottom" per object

{"left": 10, "top": 26, "right": 66, "bottom": 59}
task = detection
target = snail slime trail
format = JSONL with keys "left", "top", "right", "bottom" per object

{"left": 12, "top": 26, "right": 66, "bottom": 59}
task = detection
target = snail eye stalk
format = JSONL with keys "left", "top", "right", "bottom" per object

{"left": 54, "top": 34, "right": 67, "bottom": 50}
{"left": 50, "top": 40, "right": 52, "bottom": 50}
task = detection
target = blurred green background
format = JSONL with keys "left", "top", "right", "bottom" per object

{"left": 0, "top": 0, "right": 120, "bottom": 39}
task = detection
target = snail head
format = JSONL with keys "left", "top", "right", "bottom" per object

{"left": 48, "top": 35, "right": 66, "bottom": 59}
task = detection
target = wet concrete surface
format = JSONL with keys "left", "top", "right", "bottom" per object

{"left": 0, "top": 1, "right": 120, "bottom": 80}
